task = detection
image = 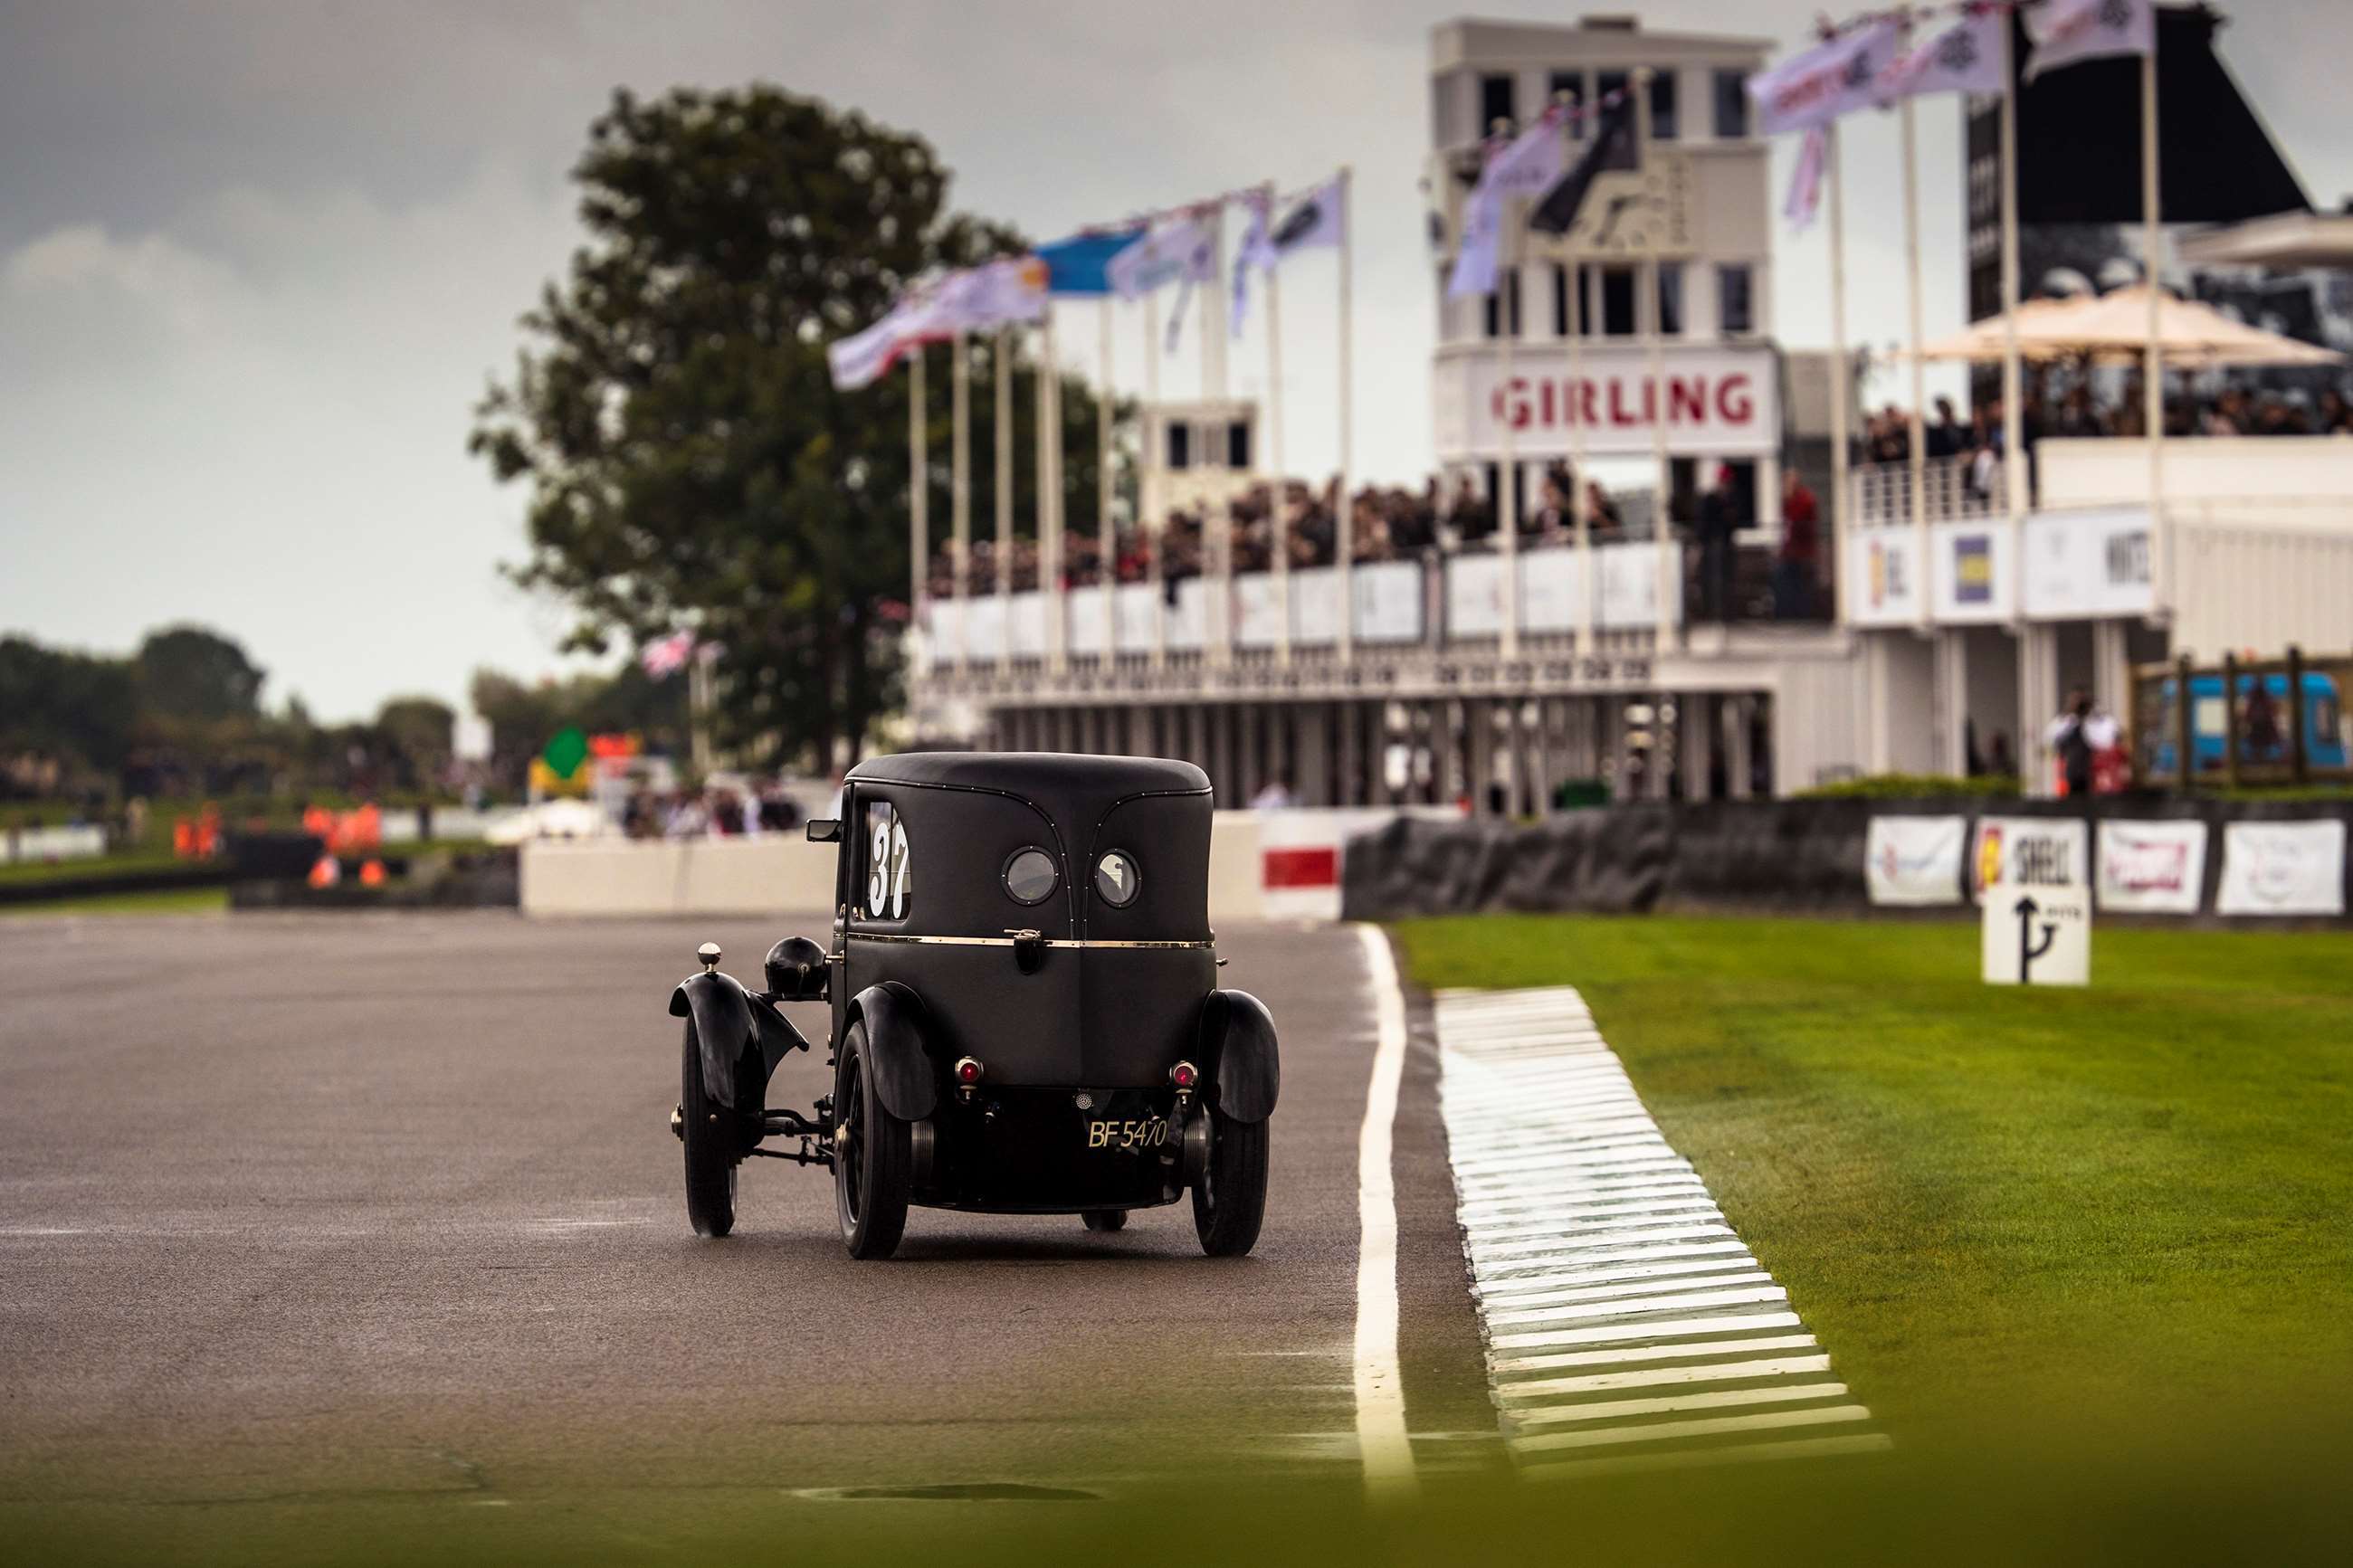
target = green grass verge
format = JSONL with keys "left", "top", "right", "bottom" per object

{"left": 0, "top": 886, "right": 229, "bottom": 917}
{"left": 1390, "top": 913, "right": 2353, "bottom": 1446}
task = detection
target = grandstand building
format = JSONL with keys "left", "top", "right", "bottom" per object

{"left": 908, "top": 12, "right": 2353, "bottom": 806}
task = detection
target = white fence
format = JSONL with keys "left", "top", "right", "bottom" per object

{"left": 1, "top": 823, "right": 108, "bottom": 866}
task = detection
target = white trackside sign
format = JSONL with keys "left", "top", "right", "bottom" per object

{"left": 1982, "top": 881, "right": 2091, "bottom": 986}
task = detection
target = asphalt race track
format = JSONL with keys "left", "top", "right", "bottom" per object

{"left": 0, "top": 913, "right": 1498, "bottom": 1551}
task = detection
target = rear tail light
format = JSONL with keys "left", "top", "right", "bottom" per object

{"left": 955, "top": 1057, "right": 984, "bottom": 1086}
{"left": 1170, "top": 1060, "right": 1198, "bottom": 1091}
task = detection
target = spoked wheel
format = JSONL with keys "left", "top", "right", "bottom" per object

{"left": 833, "top": 1021, "right": 912, "bottom": 1260}
{"left": 1191, "top": 1105, "right": 1269, "bottom": 1258}
{"left": 680, "top": 1020, "right": 738, "bottom": 1238}
{"left": 1081, "top": 1209, "right": 1128, "bottom": 1233}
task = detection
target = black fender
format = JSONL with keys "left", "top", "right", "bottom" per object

{"left": 1196, "top": 990, "right": 1280, "bottom": 1124}
{"left": 670, "top": 971, "right": 757, "bottom": 1111}
{"left": 847, "top": 982, "right": 939, "bottom": 1124}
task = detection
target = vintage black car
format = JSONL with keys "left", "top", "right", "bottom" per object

{"left": 668, "top": 752, "right": 1278, "bottom": 1259}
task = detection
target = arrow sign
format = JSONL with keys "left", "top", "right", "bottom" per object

{"left": 2013, "top": 895, "right": 2059, "bottom": 983}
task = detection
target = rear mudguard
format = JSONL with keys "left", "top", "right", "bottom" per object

{"left": 848, "top": 982, "right": 940, "bottom": 1124}
{"left": 1196, "top": 990, "right": 1279, "bottom": 1124}
{"left": 669, "top": 972, "right": 812, "bottom": 1110}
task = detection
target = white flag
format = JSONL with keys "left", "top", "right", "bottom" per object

{"left": 2027, "top": 0, "right": 2154, "bottom": 79}
{"left": 827, "top": 286, "right": 948, "bottom": 390}
{"left": 934, "top": 256, "right": 1051, "bottom": 334}
{"left": 1880, "top": 7, "right": 2007, "bottom": 101}
{"left": 1107, "top": 213, "right": 1216, "bottom": 301}
{"left": 1784, "top": 125, "right": 1828, "bottom": 232}
{"left": 1231, "top": 189, "right": 1273, "bottom": 339}
{"left": 1447, "top": 109, "right": 1567, "bottom": 299}
{"left": 1271, "top": 175, "right": 1346, "bottom": 253}
{"left": 1746, "top": 20, "right": 1904, "bottom": 137}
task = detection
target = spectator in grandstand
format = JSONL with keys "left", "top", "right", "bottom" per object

{"left": 1775, "top": 467, "right": 1819, "bottom": 619}
{"left": 2045, "top": 689, "right": 2120, "bottom": 798}
{"left": 1695, "top": 464, "right": 1739, "bottom": 622}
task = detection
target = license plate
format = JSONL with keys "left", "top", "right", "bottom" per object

{"left": 1086, "top": 1117, "right": 1170, "bottom": 1151}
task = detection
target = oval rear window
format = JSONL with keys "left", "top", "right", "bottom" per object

{"left": 1003, "top": 847, "right": 1059, "bottom": 906}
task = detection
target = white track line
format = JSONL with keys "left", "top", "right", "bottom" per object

{"left": 1351, "top": 926, "right": 1417, "bottom": 1501}
{"left": 1437, "top": 986, "right": 1885, "bottom": 1472}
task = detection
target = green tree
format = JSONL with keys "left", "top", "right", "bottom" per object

{"left": 0, "top": 636, "right": 138, "bottom": 791}
{"left": 472, "top": 84, "right": 1089, "bottom": 772}
{"left": 133, "top": 625, "right": 264, "bottom": 722}
{"left": 376, "top": 697, "right": 456, "bottom": 790}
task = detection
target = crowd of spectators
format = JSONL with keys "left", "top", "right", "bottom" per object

{"left": 621, "top": 780, "right": 802, "bottom": 841}
{"left": 922, "top": 466, "right": 1655, "bottom": 600}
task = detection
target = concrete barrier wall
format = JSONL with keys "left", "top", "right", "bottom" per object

{"left": 519, "top": 810, "right": 1435, "bottom": 924}
{"left": 521, "top": 837, "right": 837, "bottom": 917}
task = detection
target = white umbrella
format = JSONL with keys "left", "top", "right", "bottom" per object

{"left": 1914, "top": 286, "right": 2344, "bottom": 366}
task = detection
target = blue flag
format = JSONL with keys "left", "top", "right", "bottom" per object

{"left": 1036, "top": 227, "right": 1148, "bottom": 296}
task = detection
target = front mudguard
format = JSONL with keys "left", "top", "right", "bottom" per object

{"left": 669, "top": 972, "right": 811, "bottom": 1111}
{"left": 1196, "top": 990, "right": 1279, "bottom": 1124}
{"left": 847, "top": 982, "right": 940, "bottom": 1124}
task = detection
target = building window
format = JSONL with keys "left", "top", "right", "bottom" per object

{"left": 1712, "top": 69, "right": 1749, "bottom": 138}
{"left": 1596, "top": 69, "right": 1629, "bottom": 119}
{"left": 1658, "top": 262, "right": 1684, "bottom": 337}
{"left": 1483, "top": 270, "right": 1522, "bottom": 338}
{"left": 1166, "top": 422, "right": 1191, "bottom": 470}
{"left": 1601, "top": 266, "right": 1637, "bottom": 337}
{"left": 1480, "top": 72, "right": 1516, "bottom": 132}
{"left": 1649, "top": 69, "right": 1679, "bottom": 141}
{"left": 1718, "top": 264, "right": 1755, "bottom": 336}
{"left": 1227, "top": 420, "right": 1252, "bottom": 471}
{"left": 1551, "top": 265, "right": 1569, "bottom": 337}
{"left": 1548, "top": 71, "right": 1585, "bottom": 136}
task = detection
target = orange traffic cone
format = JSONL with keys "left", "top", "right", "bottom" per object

{"left": 308, "top": 855, "right": 340, "bottom": 889}
{"left": 358, "top": 859, "right": 386, "bottom": 888}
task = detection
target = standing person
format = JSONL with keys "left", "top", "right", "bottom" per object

{"left": 1696, "top": 465, "right": 1738, "bottom": 622}
{"left": 2045, "top": 689, "right": 2118, "bottom": 799}
{"left": 1776, "top": 468, "right": 1819, "bottom": 619}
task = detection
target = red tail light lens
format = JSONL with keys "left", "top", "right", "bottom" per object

{"left": 1170, "top": 1060, "right": 1198, "bottom": 1090}
{"left": 955, "top": 1057, "right": 984, "bottom": 1086}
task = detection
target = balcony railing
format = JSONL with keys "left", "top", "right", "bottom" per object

{"left": 920, "top": 536, "right": 1828, "bottom": 670}
{"left": 1851, "top": 454, "right": 2006, "bottom": 528}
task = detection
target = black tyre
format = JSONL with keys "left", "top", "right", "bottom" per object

{"left": 1081, "top": 1209, "right": 1128, "bottom": 1233}
{"left": 833, "top": 1021, "right": 912, "bottom": 1260}
{"left": 681, "top": 1020, "right": 737, "bottom": 1239}
{"left": 1191, "top": 1106, "right": 1269, "bottom": 1258}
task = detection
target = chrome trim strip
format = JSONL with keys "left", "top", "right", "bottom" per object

{"left": 846, "top": 932, "right": 1215, "bottom": 951}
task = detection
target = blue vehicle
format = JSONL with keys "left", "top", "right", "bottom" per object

{"left": 2146, "top": 670, "right": 2346, "bottom": 777}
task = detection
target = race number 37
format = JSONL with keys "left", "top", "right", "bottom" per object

{"left": 865, "top": 803, "right": 910, "bottom": 919}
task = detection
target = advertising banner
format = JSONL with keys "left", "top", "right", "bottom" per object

{"left": 1519, "top": 548, "right": 1584, "bottom": 634}
{"left": 1354, "top": 561, "right": 1424, "bottom": 643}
{"left": 1845, "top": 529, "right": 1925, "bottom": 627}
{"left": 1291, "top": 567, "right": 1341, "bottom": 645}
{"left": 1165, "top": 578, "right": 1207, "bottom": 651}
{"left": 2215, "top": 820, "right": 2347, "bottom": 916}
{"left": 1007, "top": 591, "right": 1048, "bottom": 659}
{"left": 1234, "top": 573, "right": 1284, "bottom": 648}
{"left": 2095, "top": 819, "right": 2207, "bottom": 914}
{"left": 1866, "top": 815, "right": 1966, "bottom": 906}
{"left": 1445, "top": 555, "right": 1503, "bottom": 639}
{"left": 1067, "top": 587, "right": 1109, "bottom": 655}
{"left": 1971, "top": 816, "right": 2089, "bottom": 901}
{"left": 1113, "top": 583, "right": 1157, "bottom": 652}
{"left": 2022, "top": 508, "right": 2155, "bottom": 620}
{"left": 926, "top": 600, "right": 962, "bottom": 667}
{"left": 1435, "top": 345, "right": 1781, "bottom": 461}
{"left": 1930, "top": 522, "right": 2015, "bottom": 622}
{"left": 1596, "top": 541, "right": 1678, "bottom": 629}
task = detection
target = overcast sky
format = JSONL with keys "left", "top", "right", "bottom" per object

{"left": 2, "top": 1, "right": 2344, "bottom": 721}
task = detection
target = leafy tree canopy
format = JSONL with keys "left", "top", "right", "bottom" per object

{"left": 471, "top": 85, "right": 1037, "bottom": 772}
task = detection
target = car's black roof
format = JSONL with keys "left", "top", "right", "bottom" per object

{"left": 847, "top": 750, "right": 1208, "bottom": 800}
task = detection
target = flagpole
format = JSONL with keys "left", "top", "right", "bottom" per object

{"left": 1146, "top": 290, "right": 1165, "bottom": 669}
{"left": 995, "top": 326, "right": 1012, "bottom": 662}
{"left": 1499, "top": 185, "right": 1521, "bottom": 664}
{"left": 1558, "top": 98, "right": 1593, "bottom": 660}
{"left": 1635, "top": 70, "right": 1672, "bottom": 650}
{"left": 1262, "top": 183, "right": 1291, "bottom": 666}
{"left": 1041, "top": 309, "right": 1065, "bottom": 672}
{"left": 2001, "top": 14, "right": 2025, "bottom": 546}
{"left": 1902, "top": 91, "right": 1929, "bottom": 636}
{"left": 1206, "top": 202, "right": 1231, "bottom": 669}
{"left": 1099, "top": 299, "right": 1116, "bottom": 673}
{"left": 910, "top": 344, "right": 928, "bottom": 684}
{"left": 1336, "top": 166, "right": 1356, "bottom": 667}
{"left": 2142, "top": 37, "right": 2166, "bottom": 605}
{"left": 1826, "top": 120, "right": 1853, "bottom": 628}
{"left": 952, "top": 332, "right": 971, "bottom": 675}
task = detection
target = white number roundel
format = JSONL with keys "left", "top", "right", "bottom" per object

{"left": 867, "top": 815, "right": 910, "bottom": 919}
